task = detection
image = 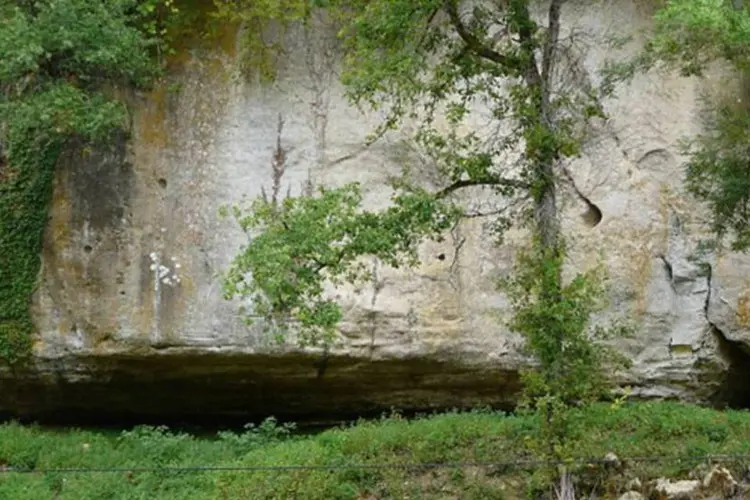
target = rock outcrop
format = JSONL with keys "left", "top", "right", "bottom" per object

{"left": 2, "top": 0, "right": 750, "bottom": 423}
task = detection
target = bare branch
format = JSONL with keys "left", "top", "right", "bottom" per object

{"left": 436, "top": 177, "right": 528, "bottom": 198}
{"left": 270, "top": 113, "right": 287, "bottom": 208}
{"left": 443, "top": 0, "right": 521, "bottom": 70}
{"left": 415, "top": 6, "right": 441, "bottom": 51}
{"left": 327, "top": 124, "right": 390, "bottom": 167}
{"left": 510, "top": 1, "right": 543, "bottom": 89}
{"left": 462, "top": 208, "right": 508, "bottom": 218}
{"left": 448, "top": 231, "right": 466, "bottom": 276}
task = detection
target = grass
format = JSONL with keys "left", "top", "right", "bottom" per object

{"left": 1, "top": 402, "right": 750, "bottom": 499}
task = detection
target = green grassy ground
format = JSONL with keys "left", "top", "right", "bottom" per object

{"left": 1, "top": 402, "right": 750, "bottom": 499}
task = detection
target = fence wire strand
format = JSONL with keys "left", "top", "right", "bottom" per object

{"left": 3, "top": 454, "right": 750, "bottom": 474}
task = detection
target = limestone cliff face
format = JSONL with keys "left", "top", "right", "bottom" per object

{"left": 2, "top": 0, "right": 750, "bottom": 422}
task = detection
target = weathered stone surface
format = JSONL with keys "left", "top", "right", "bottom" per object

{"left": 627, "top": 478, "right": 643, "bottom": 492}
{"left": 652, "top": 478, "right": 701, "bottom": 500}
{"left": 2, "top": 0, "right": 750, "bottom": 422}
{"left": 619, "top": 492, "right": 644, "bottom": 500}
{"left": 702, "top": 466, "right": 738, "bottom": 497}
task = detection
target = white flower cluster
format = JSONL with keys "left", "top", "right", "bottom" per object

{"left": 148, "top": 252, "right": 182, "bottom": 287}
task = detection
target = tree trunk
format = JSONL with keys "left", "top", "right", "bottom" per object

{"left": 518, "top": 0, "right": 565, "bottom": 399}
{"left": 536, "top": 165, "right": 559, "bottom": 258}
{"left": 538, "top": 0, "right": 563, "bottom": 260}
{"left": 517, "top": 0, "right": 564, "bottom": 272}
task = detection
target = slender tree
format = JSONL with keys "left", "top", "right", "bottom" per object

{"left": 223, "top": 0, "right": 630, "bottom": 462}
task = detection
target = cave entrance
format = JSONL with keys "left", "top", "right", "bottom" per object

{"left": 711, "top": 326, "right": 750, "bottom": 409}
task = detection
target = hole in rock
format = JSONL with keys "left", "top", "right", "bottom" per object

{"left": 581, "top": 199, "right": 603, "bottom": 228}
{"left": 157, "top": 178, "right": 167, "bottom": 188}
{"left": 437, "top": 253, "right": 446, "bottom": 261}
{"left": 83, "top": 245, "right": 93, "bottom": 253}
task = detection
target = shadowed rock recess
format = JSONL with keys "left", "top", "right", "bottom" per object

{"left": 4, "top": 0, "right": 750, "bottom": 424}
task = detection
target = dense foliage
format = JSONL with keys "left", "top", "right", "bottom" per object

{"left": 504, "top": 243, "right": 631, "bottom": 401}
{"left": 222, "top": 184, "right": 460, "bottom": 346}
{"left": 2, "top": 402, "right": 750, "bottom": 498}
{"left": 0, "top": 0, "right": 164, "bottom": 362}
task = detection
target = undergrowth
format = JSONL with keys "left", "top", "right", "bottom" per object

{"left": 2, "top": 402, "right": 750, "bottom": 499}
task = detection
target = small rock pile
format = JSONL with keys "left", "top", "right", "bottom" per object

{"left": 616, "top": 463, "right": 748, "bottom": 500}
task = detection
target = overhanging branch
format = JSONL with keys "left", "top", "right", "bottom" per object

{"left": 436, "top": 178, "right": 528, "bottom": 198}
{"left": 443, "top": 0, "right": 521, "bottom": 71}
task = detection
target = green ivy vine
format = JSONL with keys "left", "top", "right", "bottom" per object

{"left": 0, "top": 133, "right": 59, "bottom": 363}
{"left": 0, "top": 0, "right": 176, "bottom": 364}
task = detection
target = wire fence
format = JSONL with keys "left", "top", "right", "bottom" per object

{"left": 3, "top": 453, "right": 750, "bottom": 475}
